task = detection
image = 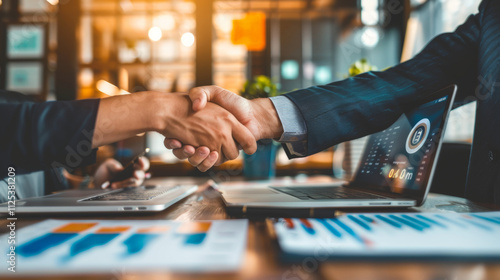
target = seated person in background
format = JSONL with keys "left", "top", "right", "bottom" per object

{"left": 0, "top": 90, "right": 257, "bottom": 203}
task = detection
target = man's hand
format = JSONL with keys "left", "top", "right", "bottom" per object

{"left": 95, "top": 157, "right": 150, "bottom": 189}
{"left": 164, "top": 86, "right": 283, "bottom": 171}
{"left": 154, "top": 92, "right": 258, "bottom": 166}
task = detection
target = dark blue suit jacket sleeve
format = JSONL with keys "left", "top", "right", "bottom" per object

{"left": 0, "top": 97, "right": 101, "bottom": 173}
{"left": 283, "top": 8, "right": 483, "bottom": 158}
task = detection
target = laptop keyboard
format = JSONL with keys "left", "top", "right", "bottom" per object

{"left": 82, "top": 185, "right": 181, "bottom": 201}
{"left": 271, "top": 186, "right": 386, "bottom": 200}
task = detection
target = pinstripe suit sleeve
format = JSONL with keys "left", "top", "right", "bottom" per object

{"left": 281, "top": 7, "right": 483, "bottom": 158}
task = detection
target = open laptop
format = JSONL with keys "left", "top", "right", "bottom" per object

{"left": 218, "top": 85, "right": 457, "bottom": 210}
{"left": 0, "top": 184, "right": 198, "bottom": 214}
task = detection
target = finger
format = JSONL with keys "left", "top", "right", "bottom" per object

{"left": 105, "top": 159, "right": 124, "bottom": 174}
{"left": 133, "top": 170, "right": 146, "bottom": 185}
{"left": 183, "top": 145, "right": 196, "bottom": 156}
{"left": 101, "top": 181, "right": 110, "bottom": 189}
{"left": 187, "top": 147, "right": 211, "bottom": 167}
{"left": 221, "top": 136, "right": 239, "bottom": 162}
{"left": 215, "top": 153, "right": 227, "bottom": 166}
{"left": 134, "top": 157, "right": 150, "bottom": 172}
{"left": 197, "top": 151, "right": 219, "bottom": 172}
{"left": 172, "top": 145, "right": 196, "bottom": 160}
{"left": 173, "top": 148, "right": 188, "bottom": 160}
{"left": 164, "top": 139, "right": 182, "bottom": 149}
{"left": 231, "top": 118, "right": 258, "bottom": 155}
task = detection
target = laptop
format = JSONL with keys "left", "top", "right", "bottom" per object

{"left": 217, "top": 85, "right": 457, "bottom": 211}
{"left": 0, "top": 184, "right": 198, "bottom": 214}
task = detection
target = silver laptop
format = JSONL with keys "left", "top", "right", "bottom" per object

{"left": 218, "top": 85, "right": 457, "bottom": 210}
{"left": 0, "top": 184, "right": 198, "bottom": 214}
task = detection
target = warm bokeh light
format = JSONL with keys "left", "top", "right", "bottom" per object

{"left": 47, "top": 0, "right": 59, "bottom": 5}
{"left": 79, "top": 69, "right": 94, "bottom": 87}
{"left": 181, "top": 32, "right": 195, "bottom": 47}
{"left": 154, "top": 14, "right": 176, "bottom": 31}
{"left": 148, "top": 26, "right": 163, "bottom": 42}
{"left": 97, "top": 80, "right": 119, "bottom": 96}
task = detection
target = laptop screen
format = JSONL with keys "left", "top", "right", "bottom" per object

{"left": 351, "top": 86, "right": 456, "bottom": 202}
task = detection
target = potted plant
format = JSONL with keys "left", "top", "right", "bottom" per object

{"left": 240, "top": 75, "right": 281, "bottom": 180}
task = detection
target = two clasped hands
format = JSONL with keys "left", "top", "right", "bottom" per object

{"left": 161, "top": 86, "right": 284, "bottom": 172}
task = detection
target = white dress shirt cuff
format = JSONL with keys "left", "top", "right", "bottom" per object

{"left": 269, "top": 96, "right": 308, "bottom": 156}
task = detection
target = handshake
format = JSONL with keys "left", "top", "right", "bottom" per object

{"left": 161, "top": 86, "right": 284, "bottom": 171}
{"left": 93, "top": 86, "right": 284, "bottom": 172}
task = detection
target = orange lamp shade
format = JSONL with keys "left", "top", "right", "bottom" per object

{"left": 231, "top": 12, "right": 266, "bottom": 51}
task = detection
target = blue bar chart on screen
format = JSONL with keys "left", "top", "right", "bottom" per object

{"left": 272, "top": 212, "right": 500, "bottom": 260}
{"left": 0, "top": 220, "right": 248, "bottom": 274}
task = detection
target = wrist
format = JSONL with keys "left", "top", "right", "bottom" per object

{"left": 251, "top": 98, "right": 283, "bottom": 140}
{"left": 150, "top": 93, "right": 191, "bottom": 133}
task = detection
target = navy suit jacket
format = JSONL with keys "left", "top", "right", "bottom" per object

{"left": 284, "top": 0, "right": 500, "bottom": 203}
{"left": 0, "top": 91, "right": 100, "bottom": 177}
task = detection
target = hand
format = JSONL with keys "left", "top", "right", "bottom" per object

{"left": 164, "top": 86, "right": 283, "bottom": 171}
{"left": 154, "top": 93, "right": 258, "bottom": 165}
{"left": 95, "top": 157, "right": 150, "bottom": 189}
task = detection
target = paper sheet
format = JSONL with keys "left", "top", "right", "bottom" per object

{"left": 1, "top": 219, "right": 248, "bottom": 274}
{"left": 273, "top": 212, "right": 500, "bottom": 259}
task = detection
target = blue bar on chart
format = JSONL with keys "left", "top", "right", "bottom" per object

{"left": 176, "top": 222, "right": 211, "bottom": 245}
{"left": 300, "top": 219, "right": 316, "bottom": 235}
{"left": 348, "top": 215, "right": 372, "bottom": 231}
{"left": 18, "top": 222, "right": 98, "bottom": 257}
{"left": 471, "top": 214, "right": 500, "bottom": 225}
{"left": 415, "top": 215, "right": 447, "bottom": 228}
{"left": 69, "top": 226, "right": 130, "bottom": 258}
{"left": 123, "top": 225, "right": 169, "bottom": 256}
{"left": 375, "top": 214, "right": 402, "bottom": 228}
{"left": 317, "top": 219, "right": 342, "bottom": 238}
{"left": 388, "top": 215, "right": 424, "bottom": 231}
{"left": 330, "top": 218, "right": 367, "bottom": 245}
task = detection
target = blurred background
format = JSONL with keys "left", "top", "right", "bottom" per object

{"left": 0, "top": 0, "right": 481, "bottom": 182}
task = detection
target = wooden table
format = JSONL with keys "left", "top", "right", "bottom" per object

{"left": 2, "top": 176, "right": 500, "bottom": 280}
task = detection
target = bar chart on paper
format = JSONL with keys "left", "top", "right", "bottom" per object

{"left": 272, "top": 212, "right": 500, "bottom": 259}
{"left": 1, "top": 219, "right": 247, "bottom": 274}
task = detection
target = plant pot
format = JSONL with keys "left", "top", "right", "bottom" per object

{"left": 243, "top": 139, "right": 279, "bottom": 180}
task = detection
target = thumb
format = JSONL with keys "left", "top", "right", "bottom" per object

{"left": 105, "top": 159, "right": 124, "bottom": 174}
{"left": 189, "top": 86, "right": 210, "bottom": 111}
{"left": 189, "top": 86, "right": 251, "bottom": 123}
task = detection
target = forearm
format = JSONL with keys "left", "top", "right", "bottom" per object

{"left": 251, "top": 98, "right": 283, "bottom": 140}
{"left": 92, "top": 92, "right": 159, "bottom": 148}
{"left": 284, "top": 13, "right": 481, "bottom": 157}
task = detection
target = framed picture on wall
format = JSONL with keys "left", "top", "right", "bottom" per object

{"left": 7, "top": 24, "right": 45, "bottom": 59}
{"left": 6, "top": 62, "right": 43, "bottom": 94}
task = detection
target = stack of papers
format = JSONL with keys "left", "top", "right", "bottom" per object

{"left": 1, "top": 219, "right": 248, "bottom": 274}
{"left": 272, "top": 212, "right": 500, "bottom": 260}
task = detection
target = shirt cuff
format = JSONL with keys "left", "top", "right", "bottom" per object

{"left": 269, "top": 96, "right": 308, "bottom": 156}
{"left": 269, "top": 96, "right": 307, "bottom": 142}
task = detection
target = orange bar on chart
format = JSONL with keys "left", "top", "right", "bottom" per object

{"left": 53, "top": 223, "right": 98, "bottom": 233}
{"left": 96, "top": 226, "right": 131, "bottom": 233}
{"left": 137, "top": 226, "right": 170, "bottom": 233}
{"left": 177, "top": 222, "right": 211, "bottom": 234}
